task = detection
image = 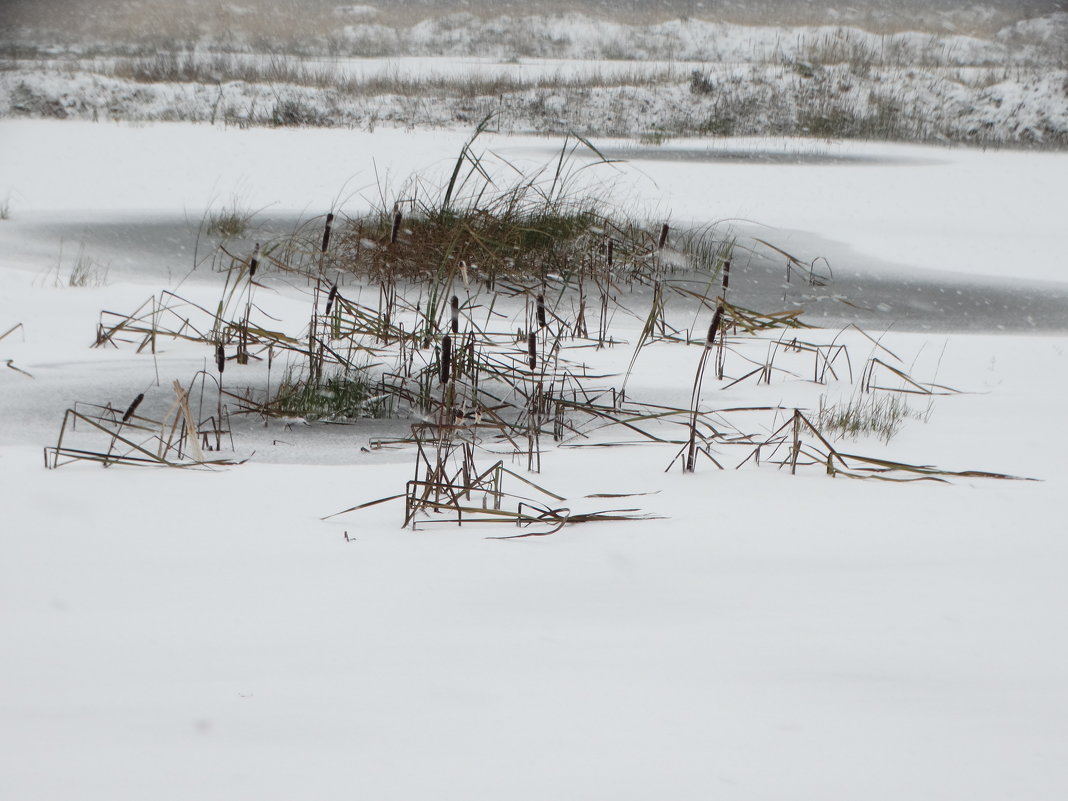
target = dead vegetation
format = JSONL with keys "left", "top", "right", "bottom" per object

{"left": 48, "top": 130, "right": 1032, "bottom": 531}
{"left": 2, "top": 322, "right": 32, "bottom": 378}
{"left": 44, "top": 378, "right": 241, "bottom": 469}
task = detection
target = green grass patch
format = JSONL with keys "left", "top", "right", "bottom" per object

{"left": 268, "top": 368, "right": 392, "bottom": 421}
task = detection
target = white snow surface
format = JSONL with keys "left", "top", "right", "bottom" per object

{"left": 2, "top": 122, "right": 1068, "bottom": 799}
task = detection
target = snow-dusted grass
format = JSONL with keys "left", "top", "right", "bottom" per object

{"left": 3, "top": 11, "right": 1066, "bottom": 145}
{"left": 7, "top": 57, "right": 1065, "bottom": 146}
{"left": 2, "top": 121, "right": 1068, "bottom": 799}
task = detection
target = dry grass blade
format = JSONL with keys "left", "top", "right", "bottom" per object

{"left": 1, "top": 322, "right": 25, "bottom": 342}
{"left": 835, "top": 453, "right": 1036, "bottom": 482}
{"left": 322, "top": 493, "right": 408, "bottom": 520}
{"left": 752, "top": 237, "right": 833, "bottom": 286}
{"left": 487, "top": 507, "right": 660, "bottom": 539}
{"left": 864, "top": 357, "right": 959, "bottom": 395}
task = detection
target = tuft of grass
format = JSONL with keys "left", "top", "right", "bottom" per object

{"left": 270, "top": 98, "right": 327, "bottom": 127}
{"left": 267, "top": 368, "right": 390, "bottom": 422}
{"left": 0, "top": 196, "right": 10, "bottom": 220}
{"left": 331, "top": 128, "right": 621, "bottom": 286}
{"left": 816, "top": 393, "right": 919, "bottom": 443}
{"left": 206, "top": 201, "right": 255, "bottom": 238}
{"left": 67, "top": 246, "right": 109, "bottom": 287}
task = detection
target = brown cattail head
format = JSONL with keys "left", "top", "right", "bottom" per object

{"left": 536, "top": 293, "right": 546, "bottom": 328}
{"left": 122, "top": 393, "right": 145, "bottom": 423}
{"left": 722, "top": 259, "right": 731, "bottom": 292}
{"left": 450, "top": 295, "right": 459, "bottom": 333}
{"left": 527, "top": 331, "right": 537, "bottom": 371}
{"left": 658, "top": 223, "right": 670, "bottom": 250}
{"left": 324, "top": 283, "right": 338, "bottom": 316}
{"left": 321, "top": 212, "right": 334, "bottom": 254}
{"left": 390, "top": 209, "right": 402, "bottom": 245}
{"left": 706, "top": 302, "right": 724, "bottom": 349}
{"left": 440, "top": 334, "right": 452, "bottom": 385}
{"left": 249, "top": 243, "right": 260, "bottom": 278}
{"left": 607, "top": 238, "right": 614, "bottom": 267}
{"left": 215, "top": 343, "right": 226, "bottom": 374}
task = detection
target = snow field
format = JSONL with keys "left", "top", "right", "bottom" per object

{"left": 2, "top": 117, "right": 1068, "bottom": 799}
{"left": 3, "top": 327, "right": 1068, "bottom": 799}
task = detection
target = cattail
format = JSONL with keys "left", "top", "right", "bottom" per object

{"left": 658, "top": 223, "right": 670, "bottom": 250}
{"left": 706, "top": 302, "right": 723, "bottom": 349}
{"left": 536, "top": 293, "right": 546, "bottom": 328}
{"left": 249, "top": 243, "right": 260, "bottom": 278}
{"left": 324, "top": 283, "right": 338, "bottom": 316}
{"left": 121, "top": 393, "right": 144, "bottom": 423}
{"left": 440, "top": 334, "right": 452, "bottom": 385}
{"left": 722, "top": 258, "right": 731, "bottom": 292}
{"left": 527, "top": 331, "right": 537, "bottom": 371}
{"left": 321, "top": 212, "right": 334, "bottom": 254}
{"left": 450, "top": 295, "right": 459, "bottom": 334}
{"left": 215, "top": 343, "right": 225, "bottom": 374}
{"left": 607, "top": 238, "right": 614, "bottom": 267}
{"left": 390, "top": 209, "right": 402, "bottom": 244}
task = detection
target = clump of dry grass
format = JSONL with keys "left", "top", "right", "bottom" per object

{"left": 335, "top": 202, "right": 606, "bottom": 283}
{"left": 330, "top": 127, "right": 617, "bottom": 286}
{"left": 67, "top": 247, "right": 109, "bottom": 287}
{"left": 206, "top": 201, "right": 255, "bottom": 238}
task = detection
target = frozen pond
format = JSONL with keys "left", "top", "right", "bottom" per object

{"left": 3, "top": 122, "right": 1065, "bottom": 284}
{"left": 4, "top": 213, "right": 1066, "bottom": 334}
{"left": 3, "top": 123, "right": 1067, "bottom": 458}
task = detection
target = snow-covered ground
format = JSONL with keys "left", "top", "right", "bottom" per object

{"left": 3, "top": 118, "right": 1068, "bottom": 800}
